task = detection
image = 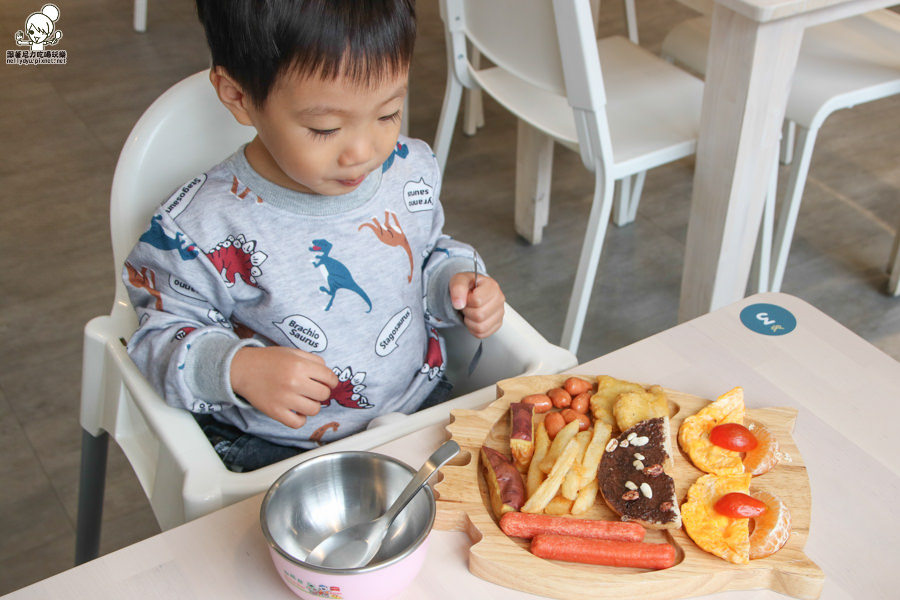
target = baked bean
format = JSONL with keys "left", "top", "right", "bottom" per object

{"left": 570, "top": 391, "right": 591, "bottom": 414}
{"left": 561, "top": 408, "right": 591, "bottom": 431}
{"left": 564, "top": 377, "right": 593, "bottom": 397}
{"left": 547, "top": 387, "right": 572, "bottom": 409}
{"left": 543, "top": 411, "right": 566, "bottom": 439}
{"left": 521, "top": 393, "right": 553, "bottom": 413}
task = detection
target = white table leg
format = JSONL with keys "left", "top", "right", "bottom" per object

{"left": 678, "top": 6, "right": 804, "bottom": 321}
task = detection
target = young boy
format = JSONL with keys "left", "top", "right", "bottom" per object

{"left": 123, "top": 0, "right": 505, "bottom": 471}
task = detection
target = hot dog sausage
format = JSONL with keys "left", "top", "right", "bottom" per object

{"left": 500, "top": 512, "right": 645, "bottom": 542}
{"left": 530, "top": 534, "right": 676, "bottom": 570}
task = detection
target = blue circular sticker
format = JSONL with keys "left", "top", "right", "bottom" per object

{"left": 739, "top": 303, "right": 796, "bottom": 336}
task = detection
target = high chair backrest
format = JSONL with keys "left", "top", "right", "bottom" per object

{"left": 443, "top": 0, "right": 613, "bottom": 173}
{"left": 109, "top": 70, "right": 256, "bottom": 318}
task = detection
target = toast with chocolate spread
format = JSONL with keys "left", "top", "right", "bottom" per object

{"left": 598, "top": 416, "right": 682, "bottom": 530}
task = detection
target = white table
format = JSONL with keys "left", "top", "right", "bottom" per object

{"left": 677, "top": 0, "right": 900, "bottom": 320}
{"left": 6, "top": 293, "right": 900, "bottom": 599}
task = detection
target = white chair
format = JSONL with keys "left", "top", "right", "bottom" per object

{"left": 75, "top": 70, "right": 577, "bottom": 564}
{"left": 661, "top": 10, "right": 900, "bottom": 294}
{"left": 433, "top": 0, "right": 704, "bottom": 354}
{"left": 458, "top": 0, "right": 639, "bottom": 141}
{"left": 891, "top": 213, "right": 900, "bottom": 296}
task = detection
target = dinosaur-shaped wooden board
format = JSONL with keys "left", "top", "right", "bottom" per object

{"left": 434, "top": 375, "right": 824, "bottom": 599}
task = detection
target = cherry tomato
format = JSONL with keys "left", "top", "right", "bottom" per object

{"left": 714, "top": 492, "right": 768, "bottom": 518}
{"left": 709, "top": 423, "right": 758, "bottom": 452}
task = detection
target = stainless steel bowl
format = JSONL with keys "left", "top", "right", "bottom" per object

{"left": 260, "top": 451, "right": 435, "bottom": 576}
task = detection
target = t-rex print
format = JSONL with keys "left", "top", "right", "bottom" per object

{"left": 381, "top": 141, "right": 409, "bottom": 172}
{"left": 310, "top": 238, "right": 372, "bottom": 312}
{"left": 139, "top": 215, "right": 199, "bottom": 261}
{"left": 124, "top": 262, "right": 162, "bottom": 310}
{"left": 358, "top": 210, "right": 414, "bottom": 283}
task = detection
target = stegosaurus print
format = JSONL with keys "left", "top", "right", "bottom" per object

{"left": 323, "top": 366, "right": 372, "bottom": 409}
{"left": 206, "top": 234, "right": 267, "bottom": 287}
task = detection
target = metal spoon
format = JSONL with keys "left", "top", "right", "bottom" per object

{"left": 304, "top": 440, "right": 460, "bottom": 569}
{"left": 467, "top": 252, "right": 483, "bottom": 375}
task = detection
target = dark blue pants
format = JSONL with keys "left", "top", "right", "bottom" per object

{"left": 195, "top": 377, "right": 453, "bottom": 472}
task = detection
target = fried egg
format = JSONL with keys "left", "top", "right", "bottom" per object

{"left": 677, "top": 387, "right": 746, "bottom": 475}
{"left": 681, "top": 473, "right": 752, "bottom": 564}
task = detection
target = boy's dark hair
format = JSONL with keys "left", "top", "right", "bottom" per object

{"left": 196, "top": 0, "right": 416, "bottom": 107}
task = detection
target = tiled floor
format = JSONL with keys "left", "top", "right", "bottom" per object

{"left": 2, "top": 0, "right": 899, "bottom": 594}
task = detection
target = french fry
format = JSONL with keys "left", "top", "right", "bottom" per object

{"left": 561, "top": 430, "right": 592, "bottom": 501}
{"left": 571, "top": 479, "right": 599, "bottom": 515}
{"left": 521, "top": 437, "right": 580, "bottom": 514}
{"left": 526, "top": 422, "right": 550, "bottom": 498}
{"left": 545, "top": 495, "right": 574, "bottom": 515}
{"left": 579, "top": 420, "right": 612, "bottom": 489}
{"left": 539, "top": 419, "right": 580, "bottom": 474}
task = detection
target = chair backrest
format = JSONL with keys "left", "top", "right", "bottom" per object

{"left": 444, "top": 0, "right": 613, "bottom": 172}
{"left": 109, "top": 70, "right": 256, "bottom": 316}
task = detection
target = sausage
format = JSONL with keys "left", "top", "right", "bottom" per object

{"left": 570, "top": 391, "right": 591, "bottom": 414}
{"left": 499, "top": 512, "right": 645, "bottom": 542}
{"left": 561, "top": 408, "right": 591, "bottom": 431}
{"left": 547, "top": 388, "right": 572, "bottom": 409}
{"left": 530, "top": 534, "right": 677, "bottom": 570}
{"left": 521, "top": 393, "right": 553, "bottom": 413}
{"left": 543, "top": 411, "right": 566, "bottom": 439}
{"left": 563, "top": 377, "right": 593, "bottom": 396}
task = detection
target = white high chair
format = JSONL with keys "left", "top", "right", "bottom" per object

{"left": 433, "top": 0, "right": 704, "bottom": 354}
{"left": 661, "top": 10, "right": 900, "bottom": 294}
{"left": 75, "top": 70, "right": 577, "bottom": 564}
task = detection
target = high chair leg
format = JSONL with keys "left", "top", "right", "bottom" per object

{"left": 75, "top": 429, "right": 109, "bottom": 565}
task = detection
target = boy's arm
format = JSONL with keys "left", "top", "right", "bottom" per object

{"left": 420, "top": 148, "right": 503, "bottom": 330}
{"left": 423, "top": 238, "right": 484, "bottom": 325}
{"left": 123, "top": 212, "right": 257, "bottom": 414}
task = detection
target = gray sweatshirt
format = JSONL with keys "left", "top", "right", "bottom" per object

{"left": 123, "top": 136, "right": 480, "bottom": 449}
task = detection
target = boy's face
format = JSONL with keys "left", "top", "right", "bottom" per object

{"left": 241, "top": 68, "right": 409, "bottom": 196}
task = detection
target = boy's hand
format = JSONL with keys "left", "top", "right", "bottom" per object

{"left": 450, "top": 272, "right": 505, "bottom": 338}
{"left": 230, "top": 346, "right": 339, "bottom": 429}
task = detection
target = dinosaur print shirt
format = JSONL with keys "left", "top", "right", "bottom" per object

{"left": 123, "top": 136, "right": 480, "bottom": 449}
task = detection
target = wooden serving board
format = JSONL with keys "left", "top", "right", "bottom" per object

{"left": 434, "top": 375, "right": 824, "bottom": 600}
